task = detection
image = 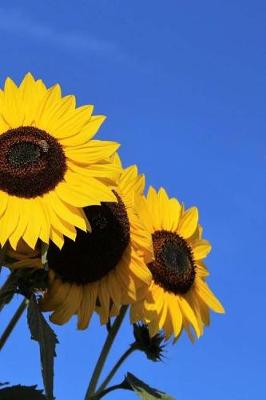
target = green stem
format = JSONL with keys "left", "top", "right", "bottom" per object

{"left": 91, "top": 382, "right": 131, "bottom": 400}
{"left": 84, "top": 305, "right": 128, "bottom": 400}
{"left": 0, "top": 272, "right": 14, "bottom": 312}
{"left": 0, "top": 298, "right": 28, "bottom": 351}
{"left": 97, "top": 344, "right": 137, "bottom": 393}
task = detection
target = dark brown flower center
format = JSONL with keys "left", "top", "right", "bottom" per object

{"left": 47, "top": 193, "right": 130, "bottom": 284}
{"left": 148, "top": 230, "right": 195, "bottom": 294}
{"left": 0, "top": 126, "right": 66, "bottom": 198}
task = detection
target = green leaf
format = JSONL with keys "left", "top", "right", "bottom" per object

{"left": 27, "top": 296, "right": 58, "bottom": 400}
{"left": 0, "top": 384, "right": 47, "bottom": 399}
{"left": 126, "top": 373, "right": 175, "bottom": 400}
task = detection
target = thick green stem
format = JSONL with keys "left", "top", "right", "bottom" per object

{"left": 0, "top": 298, "right": 28, "bottom": 351}
{"left": 84, "top": 305, "right": 128, "bottom": 400}
{"left": 97, "top": 344, "right": 137, "bottom": 393}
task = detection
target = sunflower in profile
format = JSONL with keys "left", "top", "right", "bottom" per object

{"left": 0, "top": 73, "right": 120, "bottom": 251}
{"left": 131, "top": 187, "right": 224, "bottom": 341}
{"left": 40, "top": 162, "right": 153, "bottom": 329}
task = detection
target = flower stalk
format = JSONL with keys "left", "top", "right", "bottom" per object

{"left": 0, "top": 298, "right": 28, "bottom": 351}
{"left": 96, "top": 343, "right": 138, "bottom": 394}
{"left": 90, "top": 381, "right": 131, "bottom": 400}
{"left": 84, "top": 305, "right": 128, "bottom": 400}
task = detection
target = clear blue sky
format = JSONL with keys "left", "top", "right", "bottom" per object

{"left": 0, "top": 1, "right": 266, "bottom": 399}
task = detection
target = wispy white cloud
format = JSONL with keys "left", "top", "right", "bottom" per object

{"left": 0, "top": 7, "right": 119, "bottom": 55}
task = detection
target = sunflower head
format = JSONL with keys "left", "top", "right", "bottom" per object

{"left": 0, "top": 73, "right": 120, "bottom": 251}
{"left": 40, "top": 163, "right": 153, "bottom": 329}
{"left": 131, "top": 187, "right": 224, "bottom": 342}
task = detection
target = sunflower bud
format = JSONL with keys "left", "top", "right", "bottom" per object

{"left": 132, "top": 323, "right": 165, "bottom": 362}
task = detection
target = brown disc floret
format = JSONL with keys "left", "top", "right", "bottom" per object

{"left": 0, "top": 126, "right": 66, "bottom": 198}
{"left": 148, "top": 230, "right": 196, "bottom": 294}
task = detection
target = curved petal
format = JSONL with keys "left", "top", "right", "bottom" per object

{"left": 192, "top": 239, "right": 212, "bottom": 260}
{"left": 77, "top": 283, "right": 98, "bottom": 329}
{"left": 178, "top": 207, "right": 198, "bottom": 239}
{"left": 50, "top": 284, "right": 82, "bottom": 325}
{"left": 194, "top": 278, "right": 225, "bottom": 314}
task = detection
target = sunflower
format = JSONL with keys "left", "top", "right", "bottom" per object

{"left": 130, "top": 187, "right": 224, "bottom": 341}
{"left": 0, "top": 73, "right": 120, "bottom": 251}
{"left": 40, "top": 162, "right": 153, "bottom": 329}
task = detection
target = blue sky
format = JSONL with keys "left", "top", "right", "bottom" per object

{"left": 0, "top": 1, "right": 266, "bottom": 399}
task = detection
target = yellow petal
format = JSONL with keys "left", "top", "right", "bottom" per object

{"left": 127, "top": 251, "right": 152, "bottom": 285}
{"left": 50, "top": 284, "right": 82, "bottom": 325}
{"left": 135, "top": 195, "right": 154, "bottom": 233}
{"left": 195, "top": 261, "right": 210, "bottom": 277}
{"left": 78, "top": 283, "right": 98, "bottom": 329}
{"left": 0, "top": 191, "right": 9, "bottom": 217}
{"left": 41, "top": 278, "right": 70, "bottom": 311}
{"left": 168, "top": 198, "right": 182, "bottom": 231}
{"left": 65, "top": 140, "right": 119, "bottom": 165}
{"left": 163, "top": 303, "right": 175, "bottom": 339}
{"left": 19, "top": 72, "right": 35, "bottom": 93}
{"left": 41, "top": 95, "right": 76, "bottom": 132}
{"left": 68, "top": 160, "right": 121, "bottom": 184}
{"left": 158, "top": 188, "right": 172, "bottom": 230}
{"left": 49, "top": 105, "right": 94, "bottom": 138}
{"left": 19, "top": 76, "right": 47, "bottom": 125}
{"left": 9, "top": 201, "right": 29, "bottom": 250}
{"left": 119, "top": 166, "right": 138, "bottom": 192}
{"left": 167, "top": 294, "right": 182, "bottom": 337}
{"left": 34, "top": 84, "right": 62, "bottom": 125}
{"left": 45, "top": 192, "right": 87, "bottom": 232}
{"left": 0, "top": 197, "right": 20, "bottom": 247}
{"left": 55, "top": 181, "right": 95, "bottom": 207}
{"left": 107, "top": 273, "right": 121, "bottom": 307}
{"left": 98, "top": 282, "right": 110, "bottom": 324}
{"left": 38, "top": 199, "right": 51, "bottom": 244}
{"left": 147, "top": 295, "right": 165, "bottom": 337}
{"left": 22, "top": 199, "right": 44, "bottom": 249}
{"left": 47, "top": 206, "right": 77, "bottom": 241}
{"left": 192, "top": 240, "right": 212, "bottom": 260}
{"left": 195, "top": 278, "right": 225, "bottom": 314}
{"left": 147, "top": 187, "right": 161, "bottom": 231}
{"left": 116, "top": 267, "right": 138, "bottom": 302}
{"left": 64, "top": 172, "right": 116, "bottom": 204}
{"left": 178, "top": 295, "right": 201, "bottom": 337}
{"left": 130, "top": 300, "right": 145, "bottom": 324}
{"left": 50, "top": 228, "right": 65, "bottom": 249}
{"left": 178, "top": 207, "right": 198, "bottom": 239}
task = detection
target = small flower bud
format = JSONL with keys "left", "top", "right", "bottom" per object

{"left": 132, "top": 323, "right": 165, "bottom": 362}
